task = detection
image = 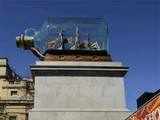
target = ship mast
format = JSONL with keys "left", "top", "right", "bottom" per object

{"left": 75, "top": 26, "right": 79, "bottom": 49}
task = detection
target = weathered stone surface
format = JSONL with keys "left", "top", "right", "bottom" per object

{"left": 34, "top": 76, "right": 127, "bottom": 110}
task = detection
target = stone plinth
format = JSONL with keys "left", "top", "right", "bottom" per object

{"left": 29, "top": 61, "right": 131, "bottom": 120}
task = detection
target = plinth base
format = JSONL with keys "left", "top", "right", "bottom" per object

{"left": 29, "top": 109, "right": 131, "bottom": 120}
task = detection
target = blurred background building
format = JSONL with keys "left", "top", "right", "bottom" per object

{"left": 0, "top": 58, "right": 34, "bottom": 120}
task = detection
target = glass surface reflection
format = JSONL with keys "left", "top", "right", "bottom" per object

{"left": 17, "top": 17, "right": 109, "bottom": 53}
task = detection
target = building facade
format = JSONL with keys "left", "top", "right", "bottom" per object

{"left": 126, "top": 90, "right": 160, "bottom": 120}
{"left": 0, "top": 58, "right": 34, "bottom": 120}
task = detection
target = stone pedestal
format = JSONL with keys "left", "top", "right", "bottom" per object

{"left": 29, "top": 61, "right": 131, "bottom": 120}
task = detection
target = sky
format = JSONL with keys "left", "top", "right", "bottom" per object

{"left": 0, "top": 0, "right": 159, "bottom": 110}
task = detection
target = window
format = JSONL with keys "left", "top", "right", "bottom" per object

{"left": 9, "top": 116, "right": 16, "bottom": 120}
{"left": 0, "top": 105, "right": 4, "bottom": 113}
{"left": 11, "top": 91, "right": 17, "bottom": 96}
{"left": 9, "top": 81, "right": 14, "bottom": 84}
